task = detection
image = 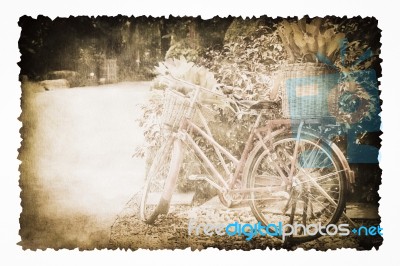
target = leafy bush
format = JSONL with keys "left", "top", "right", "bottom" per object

{"left": 193, "top": 25, "right": 287, "bottom": 159}
{"left": 134, "top": 57, "right": 223, "bottom": 158}
{"left": 135, "top": 24, "right": 288, "bottom": 195}
{"left": 135, "top": 19, "right": 381, "bottom": 203}
{"left": 165, "top": 39, "right": 199, "bottom": 63}
{"left": 198, "top": 25, "right": 287, "bottom": 102}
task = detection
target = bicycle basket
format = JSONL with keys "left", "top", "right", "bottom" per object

{"left": 161, "top": 89, "right": 193, "bottom": 130}
{"left": 279, "top": 63, "right": 340, "bottom": 119}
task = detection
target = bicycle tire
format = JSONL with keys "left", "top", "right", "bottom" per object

{"left": 245, "top": 129, "right": 347, "bottom": 244}
{"left": 139, "top": 137, "right": 184, "bottom": 224}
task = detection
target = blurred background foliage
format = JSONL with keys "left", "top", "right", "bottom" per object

{"left": 19, "top": 16, "right": 381, "bottom": 203}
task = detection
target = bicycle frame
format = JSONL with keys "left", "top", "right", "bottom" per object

{"left": 141, "top": 76, "right": 358, "bottom": 231}
{"left": 161, "top": 75, "right": 353, "bottom": 202}
{"left": 176, "top": 104, "right": 293, "bottom": 196}
{"left": 172, "top": 109, "right": 358, "bottom": 227}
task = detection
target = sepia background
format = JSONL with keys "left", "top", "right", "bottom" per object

{"left": 18, "top": 15, "right": 382, "bottom": 250}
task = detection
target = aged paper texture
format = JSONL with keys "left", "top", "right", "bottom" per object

{"left": 18, "top": 15, "right": 382, "bottom": 250}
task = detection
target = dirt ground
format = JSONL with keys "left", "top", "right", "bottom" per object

{"left": 109, "top": 191, "right": 383, "bottom": 251}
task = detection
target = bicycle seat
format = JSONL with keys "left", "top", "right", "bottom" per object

{"left": 238, "top": 100, "right": 280, "bottom": 110}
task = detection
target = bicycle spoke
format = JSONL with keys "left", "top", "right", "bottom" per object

{"left": 299, "top": 168, "right": 340, "bottom": 208}
{"left": 302, "top": 139, "right": 325, "bottom": 169}
{"left": 253, "top": 174, "right": 283, "bottom": 180}
{"left": 247, "top": 131, "right": 346, "bottom": 242}
{"left": 297, "top": 169, "right": 344, "bottom": 185}
{"left": 308, "top": 191, "right": 334, "bottom": 209}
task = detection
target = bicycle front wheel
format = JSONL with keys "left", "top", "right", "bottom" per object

{"left": 139, "top": 137, "right": 184, "bottom": 224}
{"left": 245, "top": 129, "right": 347, "bottom": 243}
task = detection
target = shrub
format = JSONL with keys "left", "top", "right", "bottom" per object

{"left": 198, "top": 25, "right": 287, "bottom": 102}
{"left": 135, "top": 24, "right": 287, "bottom": 195}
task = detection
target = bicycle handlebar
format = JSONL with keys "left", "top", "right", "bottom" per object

{"left": 160, "top": 73, "right": 276, "bottom": 118}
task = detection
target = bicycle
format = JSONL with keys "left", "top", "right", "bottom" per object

{"left": 139, "top": 66, "right": 355, "bottom": 244}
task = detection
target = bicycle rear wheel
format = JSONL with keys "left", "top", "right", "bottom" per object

{"left": 139, "top": 137, "right": 184, "bottom": 224}
{"left": 245, "top": 129, "right": 347, "bottom": 243}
